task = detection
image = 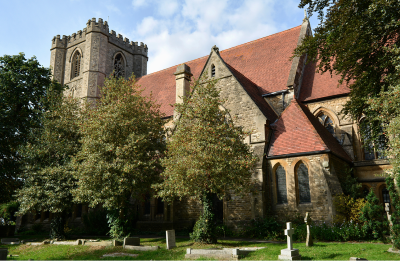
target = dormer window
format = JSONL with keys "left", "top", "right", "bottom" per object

{"left": 71, "top": 51, "right": 81, "bottom": 79}
{"left": 211, "top": 64, "right": 216, "bottom": 77}
{"left": 114, "top": 53, "right": 125, "bottom": 78}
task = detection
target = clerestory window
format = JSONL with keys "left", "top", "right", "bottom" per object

{"left": 361, "top": 121, "right": 387, "bottom": 160}
{"left": 71, "top": 51, "right": 81, "bottom": 79}
{"left": 317, "top": 112, "right": 335, "bottom": 135}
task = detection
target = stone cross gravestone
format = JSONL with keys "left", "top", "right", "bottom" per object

{"left": 166, "top": 230, "right": 176, "bottom": 249}
{"left": 304, "top": 212, "right": 313, "bottom": 247}
{"left": 385, "top": 203, "right": 393, "bottom": 227}
{"left": 278, "top": 222, "right": 301, "bottom": 260}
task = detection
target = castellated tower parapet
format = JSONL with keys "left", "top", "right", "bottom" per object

{"left": 50, "top": 18, "right": 148, "bottom": 101}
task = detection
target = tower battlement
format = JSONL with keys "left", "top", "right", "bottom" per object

{"left": 51, "top": 18, "right": 147, "bottom": 56}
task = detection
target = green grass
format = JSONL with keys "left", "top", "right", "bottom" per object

{"left": 1, "top": 237, "right": 399, "bottom": 260}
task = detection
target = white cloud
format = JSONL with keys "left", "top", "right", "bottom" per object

{"left": 106, "top": 4, "right": 122, "bottom": 15}
{"left": 158, "top": 0, "right": 179, "bottom": 17}
{"left": 132, "top": 0, "right": 149, "bottom": 8}
{"left": 124, "top": 0, "right": 300, "bottom": 73}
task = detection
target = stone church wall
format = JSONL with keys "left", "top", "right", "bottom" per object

{"left": 267, "top": 153, "right": 345, "bottom": 223}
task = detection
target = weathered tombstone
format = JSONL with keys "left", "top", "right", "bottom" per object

{"left": 123, "top": 237, "right": 140, "bottom": 247}
{"left": 278, "top": 222, "right": 301, "bottom": 260}
{"left": 0, "top": 248, "right": 7, "bottom": 260}
{"left": 1, "top": 238, "right": 20, "bottom": 245}
{"left": 304, "top": 212, "right": 313, "bottom": 247}
{"left": 166, "top": 230, "right": 176, "bottom": 249}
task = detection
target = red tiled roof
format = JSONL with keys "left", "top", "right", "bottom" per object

{"left": 227, "top": 64, "right": 277, "bottom": 122}
{"left": 299, "top": 62, "right": 350, "bottom": 102}
{"left": 137, "top": 25, "right": 303, "bottom": 117}
{"left": 267, "top": 99, "right": 351, "bottom": 162}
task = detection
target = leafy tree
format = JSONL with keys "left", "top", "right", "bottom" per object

{"left": 294, "top": 0, "right": 400, "bottom": 156}
{"left": 15, "top": 89, "right": 81, "bottom": 240}
{"left": 154, "top": 77, "right": 258, "bottom": 243}
{"left": 0, "top": 53, "right": 63, "bottom": 203}
{"left": 71, "top": 75, "right": 165, "bottom": 239}
{"left": 359, "top": 189, "right": 387, "bottom": 240}
{"left": 295, "top": 0, "right": 400, "bottom": 246}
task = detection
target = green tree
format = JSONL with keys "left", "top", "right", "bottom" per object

{"left": 72, "top": 75, "right": 165, "bottom": 239}
{"left": 0, "top": 53, "right": 63, "bottom": 203}
{"left": 16, "top": 89, "right": 81, "bottom": 240}
{"left": 359, "top": 189, "right": 387, "bottom": 240}
{"left": 294, "top": 0, "right": 400, "bottom": 154}
{"left": 153, "top": 77, "right": 258, "bottom": 243}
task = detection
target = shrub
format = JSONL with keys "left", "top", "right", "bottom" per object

{"left": 360, "top": 189, "right": 388, "bottom": 240}
{"left": 82, "top": 208, "right": 109, "bottom": 235}
{"left": 333, "top": 194, "right": 366, "bottom": 224}
{"left": 244, "top": 216, "right": 284, "bottom": 240}
{"left": 0, "top": 201, "right": 19, "bottom": 224}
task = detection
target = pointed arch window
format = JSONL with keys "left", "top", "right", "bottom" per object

{"left": 317, "top": 112, "right": 335, "bottom": 135}
{"left": 114, "top": 53, "right": 125, "bottom": 78}
{"left": 71, "top": 51, "right": 81, "bottom": 79}
{"left": 211, "top": 64, "right": 216, "bottom": 77}
{"left": 360, "top": 120, "right": 387, "bottom": 160}
{"left": 297, "top": 162, "right": 311, "bottom": 204}
{"left": 275, "top": 165, "right": 287, "bottom": 204}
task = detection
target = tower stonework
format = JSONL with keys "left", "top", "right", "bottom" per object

{"left": 50, "top": 18, "right": 148, "bottom": 101}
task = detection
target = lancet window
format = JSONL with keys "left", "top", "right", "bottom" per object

{"left": 113, "top": 53, "right": 125, "bottom": 78}
{"left": 317, "top": 112, "right": 335, "bottom": 135}
{"left": 360, "top": 120, "right": 387, "bottom": 160}
{"left": 297, "top": 162, "right": 311, "bottom": 204}
{"left": 71, "top": 51, "right": 81, "bottom": 79}
{"left": 211, "top": 64, "right": 216, "bottom": 77}
{"left": 275, "top": 165, "right": 288, "bottom": 204}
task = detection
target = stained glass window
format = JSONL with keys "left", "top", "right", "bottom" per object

{"left": 318, "top": 112, "right": 335, "bottom": 135}
{"left": 275, "top": 165, "right": 287, "bottom": 204}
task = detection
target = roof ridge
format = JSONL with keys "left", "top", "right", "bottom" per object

{"left": 139, "top": 24, "right": 302, "bottom": 80}
{"left": 138, "top": 54, "right": 208, "bottom": 80}
{"left": 220, "top": 25, "right": 302, "bottom": 54}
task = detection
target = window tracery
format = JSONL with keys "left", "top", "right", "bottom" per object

{"left": 317, "top": 112, "right": 335, "bottom": 135}
{"left": 71, "top": 51, "right": 81, "bottom": 79}
{"left": 114, "top": 53, "right": 125, "bottom": 78}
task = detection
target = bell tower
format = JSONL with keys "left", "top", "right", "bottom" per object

{"left": 50, "top": 18, "right": 148, "bottom": 102}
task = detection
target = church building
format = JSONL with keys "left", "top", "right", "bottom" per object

{"left": 43, "top": 17, "right": 391, "bottom": 230}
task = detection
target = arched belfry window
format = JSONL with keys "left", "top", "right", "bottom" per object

{"left": 275, "top": 165, "right": 287, "bottom": 204}
{"left": 71, "top": 51, "right": 81, "bottom": 79}
{"left": 114, "top": 53, "right": 125, "bottom": 78}
{"left": 297, "top": 162, "right": 311, "bottom": 204}
{"left": 317, "top": 112, "right": 335, "bottom": 135}
{"left": 211, "top": 64, "right": 216, "bottom": 77}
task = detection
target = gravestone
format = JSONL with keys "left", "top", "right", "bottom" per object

{"left": 123, "top": 237, "right": 140, "bottom": 247}
{"left": 278, "top": 222, "right": 301, "bottom": 260}
{"left": 0, "top": 248, "right": 7, "bottom": 260}
{"left": 304, "top": 212, "right": 313, "bottom": 247}
{"left": 166, "top": 230, "right": 176, "bottom": 249}
{"left": 1, "top": 238, "right": 20, "bottom": 245}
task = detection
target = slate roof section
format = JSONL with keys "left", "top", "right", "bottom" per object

{"left": 299, "top": 61, "right": 350, "bottom": 102}
{"left": 137, "top": 25, "right": 303, "bottom": 117}
{"left": 267, "top": 99, "right": 352, "bottom": 162}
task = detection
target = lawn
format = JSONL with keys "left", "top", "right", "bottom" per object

{"left": 1, "top": 237, "right": 399, "bottom": 260}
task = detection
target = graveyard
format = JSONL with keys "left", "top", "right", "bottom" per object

{"left": 1, "top": 226, "right": 400, "bottom": 260}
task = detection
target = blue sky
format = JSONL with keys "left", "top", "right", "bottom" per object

{"left": 0, "top": 0, "right": 319, "bottom": 74}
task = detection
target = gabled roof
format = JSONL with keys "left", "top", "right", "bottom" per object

{"left": 299, "top": 62, "right": 350, "bottom": 102}
{"left": 267, "top": 99, "right": 352, "bottom": 162}
{"left": 137, "top": 25, "right": 303, "bottom": 117}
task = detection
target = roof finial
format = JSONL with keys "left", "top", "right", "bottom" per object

{"left": 303, "top": 9, "right": 309, "bottom": 22}
{"left": 212, "top": 45, "right": 219, "bottom": 54}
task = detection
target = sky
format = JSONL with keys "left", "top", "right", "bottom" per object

{"left": 0, "top": 0, "right": 319, "bottom": 75}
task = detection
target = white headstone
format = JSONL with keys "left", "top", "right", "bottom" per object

{"left": 284, "top": 222, "right": 295, "bottom": 250}
{"left": 279, "top": 222, "right": 301, "bottom": 260}
{"left": 166, "top": 230, "right": 176, "bottom": 249}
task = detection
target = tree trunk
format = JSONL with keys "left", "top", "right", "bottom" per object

{"left": 190, "top": 192, "right": 217, "bottom": 243}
